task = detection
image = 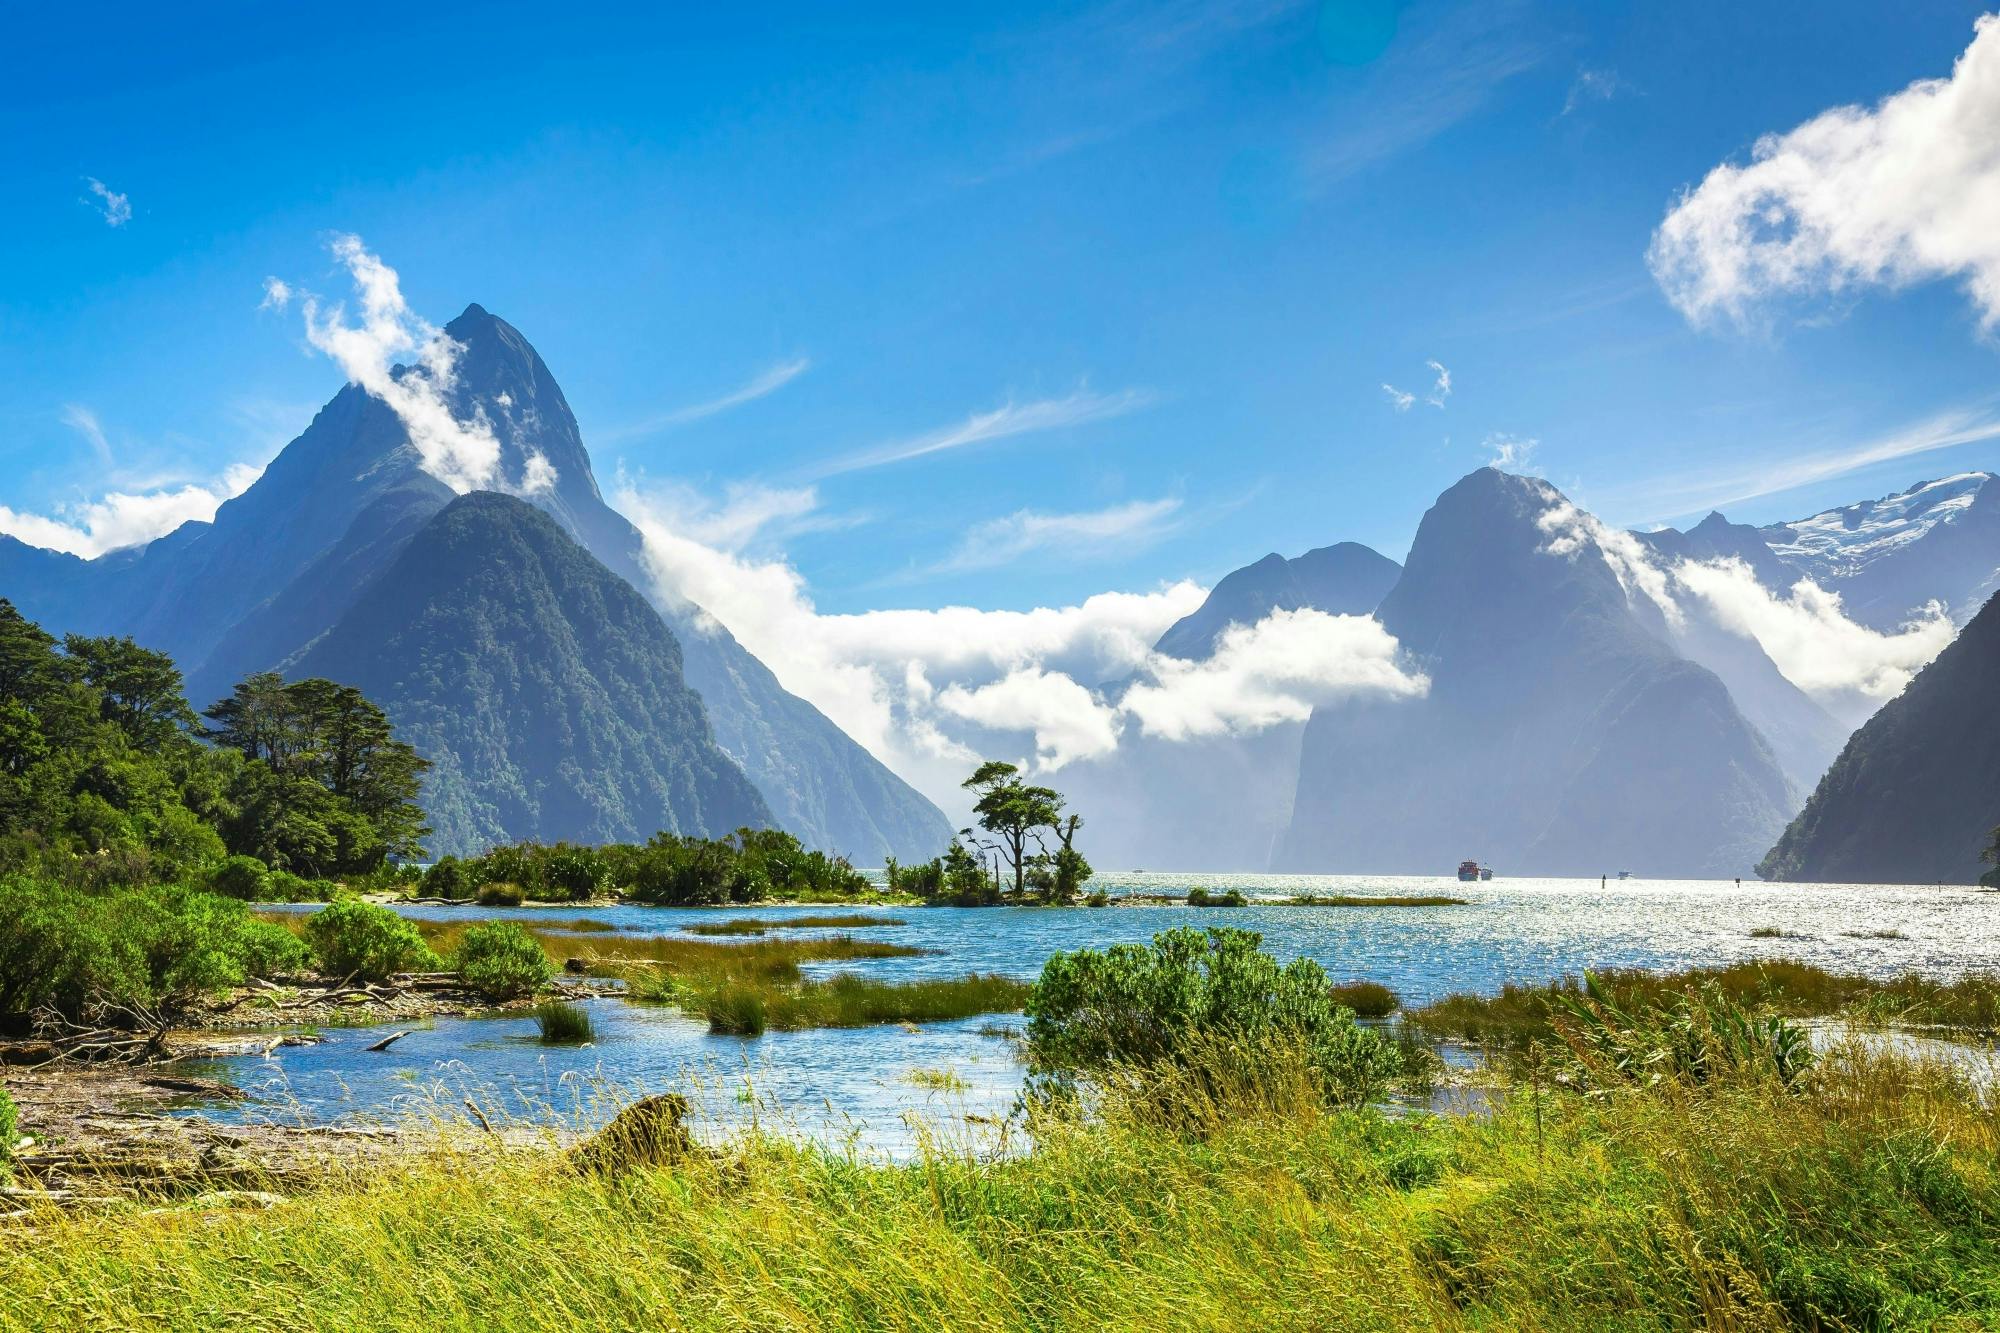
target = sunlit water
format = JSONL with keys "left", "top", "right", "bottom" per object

{"left": 175, "top": 873, "right": 2000, "bottom": 1152}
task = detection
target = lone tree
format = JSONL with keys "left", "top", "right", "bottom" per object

{"left": 962, "top": 760, "right": 1065, "bottom": 900}
{"left": 960, "top": 760, "right": 1093, "bottom": 903}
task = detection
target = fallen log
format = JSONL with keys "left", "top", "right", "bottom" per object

{"left": 364, "top": 1030, "right": 412, "bottom": 1052}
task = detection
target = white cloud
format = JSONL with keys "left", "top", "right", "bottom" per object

{"left": 1425, "top": 359, "right": 1452, "bottom": 408}
{"left": 82, "top": 178, "right": 130, "bottom": 227}
{"left": 1483, "top": 432, "right": 1538, "bottom": 470}
{"left": 259, "top": 278, "right": 292, "bottom": 312}
{"left": 1534, "top": 493, "right": 1957, "bottom": 721}
{"left": 0, "top": 463, "right": 263, "bottom": 559}
{"left": 1650, "top": 15, "right": 2000, "bottom": 330}
{"left": 601, "top": 358, "right": 812, "bottom": 442}
{"left": 940, "top": 497, "right": 1182, "bottom": 572}
{"left": 1561, "top": 67, "right": 1621, "bottom": 117}
{"left": 810, "top": 387, "right": 1152, "bottom": 478}
{"left": 282, "top": 235, "right": 551, "bottom": 496}
{"left": 613, "top": 479, "right": 1427, "bottom": 809}
{"left": 1672, "top": 559, "right": 1955, "bottom": 721}
{"left": 1122, "top": 608, "right": 1428, "bottom": 741}
{"left": 1382, "top": 383, "right": 1415, "bottom": 411}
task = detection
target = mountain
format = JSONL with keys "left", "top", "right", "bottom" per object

{"left": 1758, "top": 589, "right": 2000, "bottom": 885}
{"left": 294, "top": 492, "right": 771, "bottom": 856}
{"left": 1757, "top": 473, "right": 2000, "bottom": 630}
{"left": 1278, "top": 469, "right": 1797, "bottom": 878}
{"left": 0, "top": 304, "right": 952, "bottom": 863}
{"left": 1634, "top": 516, "right": 1850, "bottom": 792}
{"left": 1152, "top": 543, "right": 1401, "bottom": 661}
{"left": 1063, "top": 541, "right": 1402, "bottom": 871}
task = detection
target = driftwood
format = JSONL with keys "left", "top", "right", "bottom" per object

{"left": 364, "top": 1030, "right": 413, "bottom": 1052}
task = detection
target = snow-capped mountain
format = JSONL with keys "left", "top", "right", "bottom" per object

{"left": 1757, "top": 472, "right": 2000, "bottom": 629}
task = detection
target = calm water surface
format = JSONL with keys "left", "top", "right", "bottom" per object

{"left": 180, "top": 873, "right": 2000, "bottom": 1151}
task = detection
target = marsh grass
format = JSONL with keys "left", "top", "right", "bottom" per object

{"left": 1328, "top": 980, "right": 1400, "bottom": 1018}
{"left": 532, "top": 1001, "right": 594, "bottom": 1044}
{"left": 415, "top": 920, "right": 927, "bottom": 983}
{"left": 4, "top": 1033, "right": 1996, "bottom": 1330}
{"left": 683, "top": 914, "right": 907, "bottom": 937}
{"left": 1409, "top": 958, "right": 2000, "bottom": 1051}
{"left": 693, "top": 972, "right": 1029, "bottom": 1035}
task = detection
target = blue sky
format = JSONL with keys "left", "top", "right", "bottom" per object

{"left": 4, "top": 0, "right": 1999, "bottom": 619}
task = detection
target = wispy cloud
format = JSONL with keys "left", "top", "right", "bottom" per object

{"left": 1382, "top": 384, "right": 1415, "bottom": 412}
{"left": 600, "top": 358, "right": 813, "bottom": 443}
{"left": 1650, "top": 15, "right": 2000, "bottom": 332}
{"left": 1619, "top": 406, "right": 2000, "bottom": 521}
{"left": 1305, "top": 4, "right": 1549, "bottom": 188}
{"left": 81, "top": 177, "right": 131, "bottom": 227}
{"left": 810, "top": 386, "right": 1153, "bottom": 478}
{"left": 1483, "top": 432, "right": 1539, "bottom": 471}
{"left": 1560, "top": 66, "right": 1621, "bottom": 116}
{"left": 1425, "top": 359, "right": 1452, "bottom": 408}
{"left": 61, "top": 405, "right": 114, "bottom": 466}
{"left": 939, "top": 497, "right": 1183, "bottom": 572}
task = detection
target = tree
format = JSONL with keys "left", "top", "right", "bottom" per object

{"left": 1036, "top": 812, "right": 1093, "bottom": 906}
{"left": 962, "top": 760, "right": 1064, "bottom": 900}
{"left": 62, "top": 634, "right": 197, "bottom": 752}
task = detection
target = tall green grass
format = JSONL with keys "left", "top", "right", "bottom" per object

{"left": 683, "top": 914, "right": 907, "bottom": 937}
{"left": 2, "top": 1034, "right": 1995, "bottom": 1330}
{"left": 693, "top": 972, "right": 1029, "bottom": 1035}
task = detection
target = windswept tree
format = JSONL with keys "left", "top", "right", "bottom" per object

{"left": 959, "top": 760, "right": 1093, "bottom": 904}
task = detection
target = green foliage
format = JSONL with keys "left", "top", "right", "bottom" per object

{"left": 1027, "top": 927, "right": 1403, "bottom": 1110}
{"left": 961, "top": 761, "right": 1064, "bottom": 900}
{"left": 533, "top": 1001, "right": 593, "bottom": 1044}
{"left": 421, "top": 856, "right": 475, "bottom": 900}
{"left": 0, "top": 601, "right": 428, "bottom": 891}
{"left": 455, "top": 922, "right": 556, "bottom": 1001}
{"left": 0, "top": 878, "right": 307, "bottom": 1022}
{"left": 694, "top": 972, "right": 1028, "bottom": 1035}
{"left": 0, "top": 1082, "right": 14, "bottom": 1175}
{"left": 302, "top": 901, "right": 435, "bottom": 984}
{"left": 1186, "top": 887, "right": 1247, "bottom": 907}
{"left": 1552, "top": 972, "right": 1815, "bottom": 1091}
{"left": 207, "top": 855, "right": 270, "bottom": 901}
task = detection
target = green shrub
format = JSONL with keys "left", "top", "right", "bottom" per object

{"left": 1027, "top": 927, "right": 1402, "bottom": 1110}
{"left": 0, "top": 1084, "right": 14, "bottom": 1177}
{"left": 302, "top": 901, "right": 435, "bottom": 983}
{"left": 421, "top": 857, "right": 474, "bottom": 900}
{"left": 533, "top": 1000, "right": 593, "bottom": 1044}
{"left": 456, "top": 922, "right": 556, "bottom": 1000}
{"left": 208, "top": 855, "right": 270, "bottom": 901}
{"left": 1186, "top": 887, "right": 1246, "bottom": 907}
{"left": 1328, "top": 980, "right": 1399, "bottom": 1018}
{"left": 1084, "top": 889, "right": 1111, "bottom": 907}
{"left": 477, "top": 881, "right": 525, "bottom": 907}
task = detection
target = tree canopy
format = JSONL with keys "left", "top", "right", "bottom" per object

{"left": 0, "top": 599, "right": 430, "bottom": 885}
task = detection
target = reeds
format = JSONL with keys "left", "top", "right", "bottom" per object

{"left": 683, "top": 914, "right": 907, "bottom": 937}
{"left": 4, "top": 1031, "right": 1994, "bottom": 1330}
{"left": 692, "top": 972, "right": 1030, "bottom": 1035}
{"left": 532, "top": 1001, "right": 593, "bottom": 1044}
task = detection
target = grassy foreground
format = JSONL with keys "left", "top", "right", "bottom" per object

{"left": 5, "top": 1036, "right": 1998, "bottom": 1331}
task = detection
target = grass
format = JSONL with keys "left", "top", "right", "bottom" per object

{"left": 532, "top": 1001, "right": 593, "bottom": 1044}
{"left": 414, "top": 920, "right": 927, "bottom": 983}
{"left": 3, "top": 1033, "right": 1997, "bottom": 1329}
{"left": 1328, "top": 980, "right": 1400, "bottom": 1018}
{"left": 1408, "top": 958, "right": 2000, "bottom": 1052}
{"left": 1276, "top": 893, "right": 1469, "bottom": 907}
{"left": 692, "top": 972, "right": 1030, "bottom": 1035}
{"left": 683, "top": 914, "right": 907, "bottom": 937}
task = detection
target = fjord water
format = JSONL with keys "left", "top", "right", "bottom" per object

{"left": 184, "top": 873, "right": 2000, "bottom": 1150}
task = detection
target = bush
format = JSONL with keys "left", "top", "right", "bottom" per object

{"left": 208, "top": 855, "right": 270, "bottom": 901}
{"left": 302, "top": 901, "right": 435, "bottom": 983}
{"left": 476, "top": 881, "right": 526, "bottom": 907}
{"left": 421, "top": 856, "right": 475, "bottom": 900}
{"left": 1026, "top": 927, "right": 1402, "bottom": 1110}
{"left": 456, "top": 922, "right": 556, "bottom": 1000}
{"left": 1187, "top": 888, "right": 1247, "bottom": 907}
